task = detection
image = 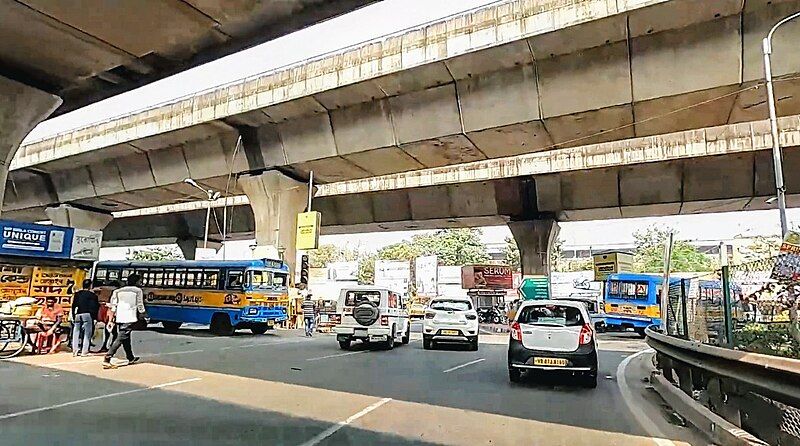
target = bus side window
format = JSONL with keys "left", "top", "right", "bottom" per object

{"left": 163, "top": 268, "right": 175, "bottom": 287}
{"left": 227, "top": 270, "right": 244, "bottom": 290}
{"left": 174, "top": 269, "right": 187, "bottom": 288}
{"left": 202, "top": 269, "right": 220, "bottom": 290}
{"left": 95, "top": 268, "right": 107, "bottom": 285}
{"left": 107, "top": 269, "right": 120, "bottom": 284}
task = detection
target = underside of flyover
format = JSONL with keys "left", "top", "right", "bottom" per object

{"left": 0, "top": 0, "right": 378, "bottom": 116}
{"left": 6, "top": 0, "right": 800, "bottom": 225}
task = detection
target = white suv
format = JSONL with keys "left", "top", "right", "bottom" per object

{"left": 333, "top": 286, "right": 411, "bottom": 350}
{"left": 423, "top": 297, "right": 479, "bottom": 351}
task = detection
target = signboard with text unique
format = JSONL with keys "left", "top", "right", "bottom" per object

{"left": 296, "top": 212, "right": 321, "bottom": 250}
{"left": 0, "top": 220, "right": 102, "bottom": 262}
{"left": 415, "top": 256, "right": 438, "bottom": 297}
{"left": 461, "top": 265, "right": 514, "bottom": 290}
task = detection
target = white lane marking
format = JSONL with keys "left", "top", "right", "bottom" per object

{"left": 143, "top": 349, "right": 204, "bottom": 357}
{"left": 305, "top": 350, "right": 366, "bottom": 362}
{"left": 297, "top": 397, "right": 392, "bottom": 446}
{"left": 0, "top": 378, "right": 201, "bottom": 421}
{"left": 616, "top": 349, "right": 676, "bottom": 446}
{"left": 443, "top": 358, "right": 485, "bottom": 373}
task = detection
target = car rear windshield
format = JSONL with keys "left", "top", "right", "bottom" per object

{"left": 430, "top": 300, "right": 472, "bottom": 311}
{"left": 344, "top": 291, "right": 381, "bottom": 307}
{"left": 517, "top": 304, "right": 585, "bottom": 327}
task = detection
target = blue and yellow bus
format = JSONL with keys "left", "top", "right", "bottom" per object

{"left": 94, "top": 259, "right": 289, "bottom": 335}
{"left": 604, "top": 272, "right": 681, "bottom": 337}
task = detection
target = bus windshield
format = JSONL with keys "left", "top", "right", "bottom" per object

{"left": 247, "top": 269, "right": 288, "bottom": 290}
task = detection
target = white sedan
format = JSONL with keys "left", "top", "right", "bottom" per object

{"left": 422, "top": 298, "right": 479, "bottom": 350}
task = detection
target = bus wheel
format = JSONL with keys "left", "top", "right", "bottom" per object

{"left": 162, "top": 321, "right": 182, "bottom": 333}
{"left": 210, "top": 314, "right": 235, "bottom": 336}
{"left": 634, "top": 327, "right": 646, "bottom": 338}
{"left": 250, "top": 324, "right": 269, "bottom": 335}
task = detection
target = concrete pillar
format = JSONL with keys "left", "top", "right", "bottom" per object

{"left": 508, "top": 219, "right": 561, "bottom": 276}
{"left": 45, "top": 204, "right": 113, "bottom": 231}
{"left": 177, "top": 238, "right": 222, "bottom": 260}
{"left": 0, "top": 76, "right": 62, "bottom": 217}
{"left": 238, "top": 171, "right": 307, "bottom": 273}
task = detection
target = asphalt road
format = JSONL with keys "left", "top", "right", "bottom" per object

{"left": 0, "top": 323, "right": 707, "bottom": 446}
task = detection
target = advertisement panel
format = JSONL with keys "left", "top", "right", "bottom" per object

{"left": 327, "top": 261, "right": 358, "bottom": 282}
{"left": 0, "top": 265, "right": 33, "bottom": 300}
{"left": 415, "top": 256, "right": 438, "bottom": 297}
{"left": 375, "top": 260, "right": 411, "bottom": 296}
{"left": 70, "top": 228, "right": 103, "bottom": 261}
{"left": 296, "top": 211, "right": 321, "bottom": 250}
{"left": 0, "top": 220, "right": 101, "bottom": 262}
{"left": 771, "top": 231, "right": 800, "bottom": 282}
{"left": 461, "top": 265, "right": 513, "bottom": 290}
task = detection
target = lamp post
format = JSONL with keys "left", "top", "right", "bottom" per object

{"left": 763, "top": 11, "right": 800, "bottom": 237}
{"left": 184, "top": 178, "right": 220, "bottom": 249}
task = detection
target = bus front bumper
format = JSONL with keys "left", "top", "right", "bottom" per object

{"left": 605, "top": 315, "right": 659, "bottom": 328}
{"left": 239, "top": 306, "right": 288, "bottom": 324}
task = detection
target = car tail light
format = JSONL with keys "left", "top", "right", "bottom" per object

{"left": 380, "top": 315, "right": 389, "bottom": 325}
{"left": 424, "top": 311, "right": 435, "bottom": 319}
{"left": 510, "top": 322, "right": 522, "bottom": 341}
{"left": 579, "top": 323, "right": 593, "bottom": 345}
{"left": 465, "top": 314, "right": 477, "bottom": 320}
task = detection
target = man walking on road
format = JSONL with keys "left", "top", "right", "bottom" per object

{"left": 302, "top": 294, "right": 316, "bottom": 337}
{"left": 103, "top": 274, "right": 145, "bottom": 369}
{"left": 71, "top": 279, "right": 99, "bottom": 356}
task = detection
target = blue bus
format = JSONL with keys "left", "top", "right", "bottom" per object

{"left": 604, "top": 272, "right": 681, "bottom": 337}
{"left": 94, "top": 259, "right": 290, "bottom": 335}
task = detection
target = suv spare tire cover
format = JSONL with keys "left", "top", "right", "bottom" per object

{"left": 353, "top": 303, "right": 379, "bottom": 326}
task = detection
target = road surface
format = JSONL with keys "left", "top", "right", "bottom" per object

{"left": 0, "top": 323, "right": 707, "bottom": 445}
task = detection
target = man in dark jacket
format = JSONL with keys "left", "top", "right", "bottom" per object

{"left": 71, "top": 279, "right": 99, "bottom": 356}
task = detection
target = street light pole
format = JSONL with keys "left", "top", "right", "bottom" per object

{"left": 184, "top": 178, "right": 220, "bottom": 250}
{"left": 763, "top": 11, "right": 800, "bottom": 237}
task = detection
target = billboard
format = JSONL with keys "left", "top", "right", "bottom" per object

{"left": 461, "top": 265, "right": 514, "bottom": 290}
{"left": 0, "top": 220, "right": 101, "bottom": 262}
{"left": 772, "top": 231, "right": 800, "bottom": 282}
{"left": 415, "top": 256, "right": 438, "bottom": 297}
{"left": 375, "top": 260, "right": 411, "bottom": 296}
{"left": 327, "top": 261, "right": 358, "bottom": 282}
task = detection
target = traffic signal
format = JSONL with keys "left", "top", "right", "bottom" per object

{"left": 300, "top": 254, "right": 309, "bottom": 285}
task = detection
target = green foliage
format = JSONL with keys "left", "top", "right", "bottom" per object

{"left": 504, "top": 237, "right": 520, "bottom": 271}
{"left": 126, "top": 246, "right": 183, "bottom": 261}
{"left": 376, "top": 229, "right": 490, "bottom": 266}
{"left": 734, "top": 323, "right": 800, "bottom": 359}
{"left": 308, "top": 244, "right": 358, "bottom": 268}
{"left": 632, "top": 226, "right": 714, "bottom": 273}
{"left": 358, "top": 253, "right": 377, "bottom": 285}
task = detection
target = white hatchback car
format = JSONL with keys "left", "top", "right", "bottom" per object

{"left": 333, "top": 286, "right": 410, "bottom": 350}
{"left": 423, "top": 297, "right": 479, "bottom": 350}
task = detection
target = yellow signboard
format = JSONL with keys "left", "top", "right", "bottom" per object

{"left": 593, "top": 251, "right": 633, "bottom": 281}
{"left": 296, "top": 211, "right": 321, "bottom": 250}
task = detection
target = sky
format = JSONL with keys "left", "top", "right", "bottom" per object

{"left": 18, "top": 0, "right": 793, "bottom": 260}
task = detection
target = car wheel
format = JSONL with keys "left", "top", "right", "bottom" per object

{"left": 582, "top": 373, "right": 598, "bottom": 389}
{"left": 250, "top": 324, "right": 269, "bottom": 335}
{"left": 509, "top": 368, "right": 522, "bottom": 383}
{"left": 423, "top": 337, "right": 432, "bottom": 350}
{"left": 469, "top": 337, "right": 479, "bottom": 351}
{"left": 384, "top": 327, "right": 395, "bottom": 350}
{"left": 210, "top": 314, "right": 235, "bottom": 336}
{"left": 401, "top": 324, "right": 410, "bottom": 345}
{"left": 338, "top": 339, "right": 351, "bottom": 350}
{"left": 161, "top": 321, "right": 182, "bottom": 333}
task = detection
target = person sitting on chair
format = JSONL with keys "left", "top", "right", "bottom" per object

{"left": 31, "top": 296, "right": 65, "bottom": 354}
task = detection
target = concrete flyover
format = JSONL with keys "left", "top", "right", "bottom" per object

{"left": 13, "top": 0, "right": 800, "bottom": 221}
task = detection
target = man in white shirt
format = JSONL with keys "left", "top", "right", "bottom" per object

{"left": 103, "top": 274, "right": 146, "bottom": 369}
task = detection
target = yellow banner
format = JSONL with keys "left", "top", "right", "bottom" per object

{"left": 0, "top": 265, "right": 33, "bottom": 301}
{"left": 296, "top": 211, "right": 321, "bottom": 250}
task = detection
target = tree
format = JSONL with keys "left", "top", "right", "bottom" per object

{"left": 308, "top": 244, "right": 358, "bottom": 268}
{"left": 373, "top": 229, "right": 490, "bottom": 266}
{"left": 126, "top": 246, "right": 183, "bottom": 261}
{"left": 632, "top": 226, "right": 714, "bottom": 273}
{"left": 504, "top": 237, "right": 520, "bottom": 271}
{"left": 358, "top": 253, "right": 377, "bottom": 285}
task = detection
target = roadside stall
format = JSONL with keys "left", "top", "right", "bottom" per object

{"left": 315, "top": 299, "right": 339, "bottom": 333}
{"left": 0, "top": 220, "right": 102, "bottom": 358}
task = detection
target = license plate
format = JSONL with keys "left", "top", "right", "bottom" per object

{"left": 267, "top": 320, "right": 274, "bottom": 327}
{"left": 533, "top": 357, "right": 568, "bottom": 367}
{"left": 440, "top": 329, "right": 459, "bottom": 336}
{"left": 355, "top": 329, "right": 367, "bottom": 337}
{"left": 620, "top": 305, "right": 636, "bottom": 314}
{"left": 369, "top": 335, "right": 385, "bottom": 342}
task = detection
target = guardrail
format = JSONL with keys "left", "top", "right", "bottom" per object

{"left": 645, "top": 326, "right": 800, "bottom": 446}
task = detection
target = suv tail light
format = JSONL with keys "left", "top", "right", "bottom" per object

{"left": 424, "top": 311, "right": 435, "bottom": 319}
{"left": 579, "top": 323, "right": 593, "bottom": 345}
{"left": 510, "top": 321, "right": 522, "bottom": 341}
{"left": 331, "top": 314, "right": 341, "bottom": 324}
{"left": 380, "top": 315, "right": 389, "bottom": 326}
{"left": 465, "top": 314, "right": 477, "bottom": 320}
